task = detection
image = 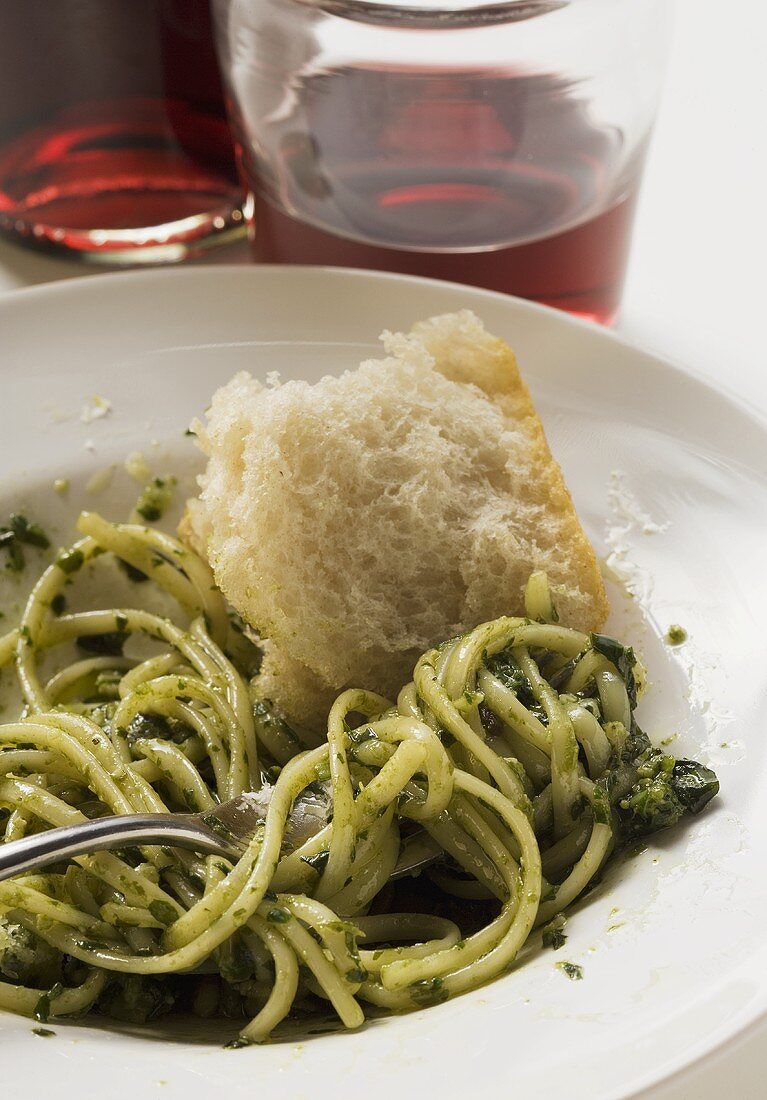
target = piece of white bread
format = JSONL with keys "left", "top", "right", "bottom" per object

{"left": 181, "top": 310, "right": 608, "bottom": 729}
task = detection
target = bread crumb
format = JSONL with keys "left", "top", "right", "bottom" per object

{"left": 603, "top": 470, "right": 669, "bottom": 592}
{"left": 80, "top": 395, "right": 112, "bottom": 423}
{"left": 125, "top": 451, "right": 151, "bottom": 483}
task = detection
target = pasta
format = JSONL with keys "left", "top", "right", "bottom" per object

{"left": 0, "top": 513, "right": 718, "bottom": 1041}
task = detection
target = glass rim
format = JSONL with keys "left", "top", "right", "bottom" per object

{"left": 292, "top": 0, "right": 568, "bottom": 29}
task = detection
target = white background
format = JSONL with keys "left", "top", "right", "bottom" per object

{"left": 0, "top": 1, "right": 765, "bottom": 1095}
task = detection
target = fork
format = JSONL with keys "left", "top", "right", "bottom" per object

{"left": 0, "top": 790, "right": 442, "bottom": 883}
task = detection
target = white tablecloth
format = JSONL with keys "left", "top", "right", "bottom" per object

{"left": 0, "top": 1, "right": 765, "bottom": 1094}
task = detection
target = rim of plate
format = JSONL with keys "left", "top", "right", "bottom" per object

{"left": 3, "top": 263, "right": 766, "bottom": 439}
{"left": 2, "top": 263, "right": 766, "bottom": 1099}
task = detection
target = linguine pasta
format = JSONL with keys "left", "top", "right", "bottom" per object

{"left": 0, "top": 513, "right": 717, "bottom": 1041}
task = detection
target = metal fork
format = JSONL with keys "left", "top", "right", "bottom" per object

{"left": 0, "top": 789, "right": 442, "bottom": 883}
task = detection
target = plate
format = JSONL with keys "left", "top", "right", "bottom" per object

{"left": 2, "top": 266, "right": 767, "bottom": 1100}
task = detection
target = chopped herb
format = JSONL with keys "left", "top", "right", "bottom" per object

{"left": 616, "top": 754, "right": 719, "bottom": 839}
{"left": 32, "top": 1027, "right": 56, "bottom": 1038}
{"left": 345, "top": 967, "right": 367, "bottom": 984}
{"left": 266, "top": 907, "right": 291, "bottom": 924}
{"left": 348, "top": 725, "right": 376, "bottom": 746}
{"left": 126, "top": 713, "right": 191, "bottom": 746}
{"left": 50, "top": 593, "right": 67, "bottom": 616}
{"left": 9, "top": 514, "right": 50, "bottom": 549}
{"left": 95, "top": 974, "right": 175, "bottom": 1023}
{"left": 0, "top": 514, "right": 50, "bottom": 572}
{"left": 135, "top": 477, "right": 176, "bottom": 523}
{"left": 665, "top": 624, "right": 688, "bottom": 646}
{"left": 148, "top": 900, "right": 178, "bottom": 926}
{"left": 56, "top": 548, "right": 85, "bottom": 575}
{"left": 555, "top": 961, "right": 583, "bottom": 981}
{"left": 541, "top": 913, "right": 567, "bottom": 950}
{"left": 409, "top": 977, "right": 449, "bottom": 1007}
{"left": 119, "top": 560, "right": 149, "bottom": 584}
{"left": 667, "top": 759, "right": 720, "bottom": 815}
{"left": 76, "top": 631, "right": 126, "bottom": 656}
{"left": 252, "top": 699, "right": 299, "bottom": 751}
{"left": 484, "top": 650, "right": 526, "bottom": 694}
{"left": 590, "top": 785, "right": 612, "bottom": 826}
{"left": 301, "top": 850, "right": 330, "bottom": 874}
{"left": 34, "top": 981, "right": 64, "bottom": 1022}
{"left": 484, "top": 648, "right": 545, "bottom": 718}
{"left": 0, "top": 529, "right": 24, "bottom": 572}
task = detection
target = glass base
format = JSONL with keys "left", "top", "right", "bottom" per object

{"left": 0, "top": 205, "right": 246, "bottom": 265}
{"left": 0, "top": 95, "right": 246, "bottom": 264}
{"left": 248, "top": 190, "right": 636, "bottom": 326}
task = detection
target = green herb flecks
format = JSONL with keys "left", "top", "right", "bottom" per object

{"left": 266, "top": 907, "right": 291, "bottom": 924}
{"left": 148, "top": 901, "right": 178, "bottom": 926}
{"left": 301, "top": 850, "right": 330, "bottom": 874}
{"left": 555, "top": 961, "right": 583, "bottom": 981}
{"left": 119, "top": 560, "right": 149, "bottom": 584}
{"left": 50, "top": 593, "right": 67, "bottom": 616}
{"left": 0, "top": 514, "right": 50, "bottom": 573}
{"left": 56, "top": 548, "right": 85, "bottom": 575}
{"left": 76, "top": 631, "right": 126, "bottom": 657}
{"left": 135, "top": 477, "right": 176, "bottom": 524}
{"left": 541, "top": 913, "right": 567, "bottom": 951}
{"left": 33, "top": 981, "right": 64, "bottom": 1023}
{"left": 616, "top": 753, "right": 719, "bottom": 839}
{"left": 409, "top": 977, "right": 449, "bottom": 1007}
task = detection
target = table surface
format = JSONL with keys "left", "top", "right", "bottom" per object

{"left": 1, "top": 1, "right": 765, "bottom": 1095}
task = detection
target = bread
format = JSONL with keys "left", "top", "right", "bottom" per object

{"left": 182, "top": 310, "right": 608, "bottom": 729}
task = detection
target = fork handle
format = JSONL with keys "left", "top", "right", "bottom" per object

{"left": 0, "top": 814, "right": 237, "bottom": 882}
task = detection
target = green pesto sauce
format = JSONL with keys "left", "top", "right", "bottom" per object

{"left": 135, "top": 477, "right": 176, "bottom": 523}
{"left": 541, "top": 913, "right": 567, "bottom": 950}
{"left": 665, "top": 624, "right": 688, "bottom": 646}
{"left": 0, "top": 514, "right": 51, "bottom": 573}
{"left": 555, "top": 961, "right": 583, "bottom": 981}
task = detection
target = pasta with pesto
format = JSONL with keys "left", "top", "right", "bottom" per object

{"left": 0, "top": 513, "right": 719, "bottom": 1041}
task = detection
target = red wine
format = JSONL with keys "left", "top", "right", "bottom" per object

{"left": 236, "top": 67, "right": 644, "bottom": 323}
{"left": 0, "top": 0, "right": 243, "bottom": 259}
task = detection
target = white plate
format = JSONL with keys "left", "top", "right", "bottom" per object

{"left": 2, "top": 266, "right": 767, "bottom": 1100}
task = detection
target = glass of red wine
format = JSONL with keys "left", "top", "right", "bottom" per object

{"left": 213, "top": 0, "right": 670, "bottom": 323}
{"left": 0, "top": 0, "right": 245, "bottom": 263}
